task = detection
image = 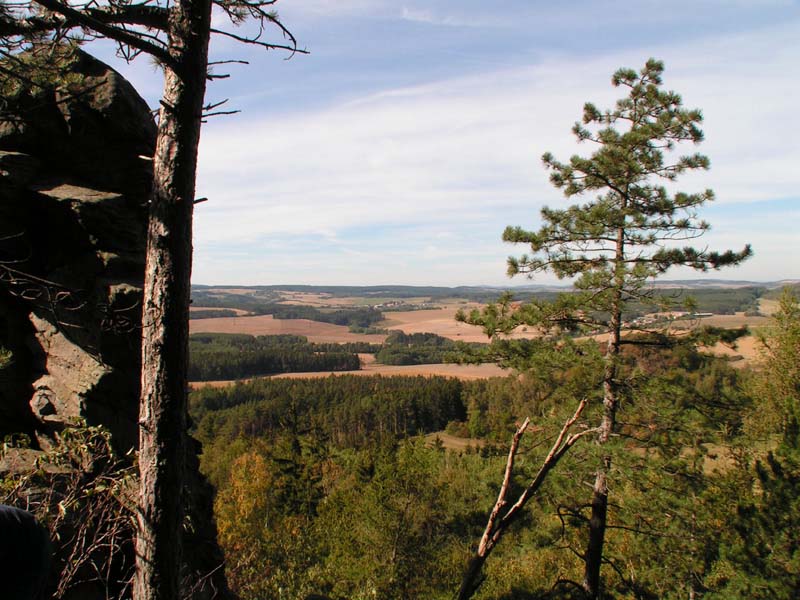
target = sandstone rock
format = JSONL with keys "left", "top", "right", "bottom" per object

{"left": 0, "top": 48, "right": 231, "bottom": 600}
{"left": 0, "top": 63, "right": 149, "bottom": 445}
{"left": 0, "top": 48, "right": 156, "bottom": 195}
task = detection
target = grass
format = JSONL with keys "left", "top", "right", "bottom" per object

{"left": 424, "top": 431, "right": 486, "bottom": 451}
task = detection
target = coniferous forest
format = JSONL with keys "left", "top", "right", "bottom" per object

{"left": 191, "top": 291, "right": 800, "bottom": 599}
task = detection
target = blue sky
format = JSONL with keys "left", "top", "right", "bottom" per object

{"left": 99, "top": 0, "right": 800, "bottom": 286}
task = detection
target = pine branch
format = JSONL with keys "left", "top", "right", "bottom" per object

{"left": 31, "top": 0, "right": 173, "bottom": 65}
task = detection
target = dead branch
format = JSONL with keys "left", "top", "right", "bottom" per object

{"left": 208, "top": 26, "right": 307, "bottom": 55}
{"left": 31, "top": 0, "right": 174, "bottom": 66}
{"left": 456, "top": 398, "right": 597, "bottom": 600}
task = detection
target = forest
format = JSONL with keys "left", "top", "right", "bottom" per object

{"left": 188, "top": 334, "right": 365, "bottom": 381}
{"left": 191, "top": 291, "right": 800, "bottom": 599}
{"left": 187, "top": 331, "right": 468, "bottom": 380}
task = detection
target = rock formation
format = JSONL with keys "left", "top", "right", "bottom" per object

{"left": 0, "top": 48, "right": 152, "bottom": 450}
{"left": 0, "top": 48, "right": 230, "bottom": 599}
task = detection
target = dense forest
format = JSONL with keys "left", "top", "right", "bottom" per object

{"left": 189, "top": 309, "right": 241, "bottom": 319}
{"left": 190, "top": 291, "right": 800, "bottom": 599}
{"left": 188, "top": 334, "right": 365, "bottom": 381}
{"left": 188, "top": 331, "right": 480, "bottom": 380}
{"left": 374, "top": 331, "right": 463, "bottom": 365}
{"left": 190, "top": 288, "right": 385, "bottom": 329}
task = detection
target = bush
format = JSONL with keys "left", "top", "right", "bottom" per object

{"left": 1, "top": 424, "right": 136, "bottom": 599}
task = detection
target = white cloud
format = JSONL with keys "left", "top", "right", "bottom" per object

{"left": 280, "top": 0, "right": 391, "bottom": 19}
{"left": 193, "top": 20, "right": 800, "bottom": 285}
{"left": 399, "top": 6, "right": 504, "bottom": 28}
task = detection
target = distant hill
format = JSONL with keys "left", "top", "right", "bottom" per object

{"left": 190, "top": 280, "right": 800, "bottom": 321}
{"left": 192, "top": 279, "right": 798, "bottom": 296}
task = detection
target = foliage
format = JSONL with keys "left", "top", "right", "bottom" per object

{"left": 312, "top": 441, "right": 476, "bottom": 600}
{"left": 214, "top": 441, "right": 323, "bottom": 599}
{"left": 262, "top": 304, "right": 385, "bottom": 329}
{"left": 0, "top": 344, "right": 11, "bottom": 369}
{"left": 705, "top": 290, "right": 800, "bottom": 599}
{"left": 494, "top": 58, "right": 752, "bottom": 333}
{"left": 192, "top": 374, "right": 467, "bottom": 452}
{"left": 1, "top": 424, "right": 136, "bottom": 599}
{"left": 746, "top": 289, "right": 800, "bottom": 437}
{"left": 191, "top": 350, "right": 755, "bottom": 599}
{"left": 375, "top": 331, "right": 462, "bottom": 365}
{"left": 461, "top": 58, "right": 751, "bottom": 596}
{"left": 189, "top": 309, "right": 240, "bottom": 319}
{"left": 188, "top": 333, "right": 361, "bottom": 381}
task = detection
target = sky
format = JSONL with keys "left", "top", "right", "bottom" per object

{"left": 96, "top": 0, "right": 800, "bottom": 287}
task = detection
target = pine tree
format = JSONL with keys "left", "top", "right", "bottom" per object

{"left": 464, "top": 58, "right": 751, "bottom": 598}
{"left": 707, "top": 290, "right": 800, "bottom": 599}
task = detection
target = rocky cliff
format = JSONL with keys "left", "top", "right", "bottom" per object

{"left": 0, "top": 47, "right": 230, "bottom": 599}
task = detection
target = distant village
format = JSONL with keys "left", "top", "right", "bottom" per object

{"left": 374, "top": 300, "right": 439, "bottom": 311}
{"left": 625, "top": 310, "right": 714, "bottom": 328}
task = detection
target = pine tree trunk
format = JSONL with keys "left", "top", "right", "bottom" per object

{"left": 134, "top": 1, "right": 212, "bottom": 599}
{"left": 582, "top": 226, "right": 625, "bottom": 598}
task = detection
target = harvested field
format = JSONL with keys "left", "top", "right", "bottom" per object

{"left": 424, "top": 432, "right": 486, "bottom": 451}
{"left": 189, "top": 314, "right": 388, "bottom": 343}
{"left": 277, "top": 292, "right": 432, "bottom": 307}
{"left": 275, "top": 361, "right": 506, "bottom": 380}
{"left": 708, "top": 334, "right": 763, "bottom": 367}
{"left": 586, "top": 315, "right": 766, "bottom": 369}
{"left": 758, "top": 298, "right": 780, "bottom": 316}
{"left": 688, "top": 313, "right": 771, "bottom": 328}
{"left": 190, "top": 361, "right": 508, "bottom": 388}
{"left": 379, "top": 303, "right": 536, "bottom": 343}
{"left": 188, "top": 302, "right": 507, "bottom": 343}
{"left": 278, "top": 292, "right": 340, "bottom": 306}
{"left": 190, "top": 306, "right": 250, "bottom": 315}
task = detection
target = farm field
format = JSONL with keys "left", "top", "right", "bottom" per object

{"left": 189, "top": 306, "right": 249, "bottom": 315}
{"left": 379, "top": 303, "right": 492, "bottom": 342}
{"left": 679, "top": 312, "right": 769, "bottom": 367}
{"left": 189, "top": 314, "right": 390, "bottom": 343}
{"left": 189, "top": 302, "right": 538, "bottom": 344}
{"left": 275, "top": 353, "right": 506, "bottom": 380}
{"left": 190, "top": 361, "right": 507, "bottom": 388}
{"left": 190, "top": 291, "right": 775, "bottom": 372}
{"left": 189, "top": 300, "right": 510, "bottom": 342}
{"left": 689, "top": 313, "right": 771, "bottom": 328}
{"left": 277, "top": 292, "right": 433, "bottom": 307}
{"left": 758, "top": 297, "right": 780, "bottom": 315}
{"left": 709, "top": 332, "right": 762, "bottom": 366}
{"left": 424, "top": 431, "right": 486, "bottom": 451}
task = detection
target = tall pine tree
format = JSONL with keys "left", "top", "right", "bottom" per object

{"left": 463, "top": 58, "right": 751, "bottom": 598}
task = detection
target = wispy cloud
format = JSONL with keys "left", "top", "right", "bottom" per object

{"left": 190, "top": 16, "right": 799, "bottom": 285}
{"left": 399, "top": 6, "right": 506, "bottom": 28}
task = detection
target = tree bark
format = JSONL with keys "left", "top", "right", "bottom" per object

{"left": 134, "top": 1, "right": 212, "bottom": 599}
{"left": 582, "top": 225, "right": 625, "bottom": 599}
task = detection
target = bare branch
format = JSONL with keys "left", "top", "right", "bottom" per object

{"left": 209, "top": 27, "right": 308, "bottom": 55}
{"left": 456, "top": 398, "right": 596, "bottom": 600}
{"left": 30, "top": 0, "right": 173, "bottom": 65}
